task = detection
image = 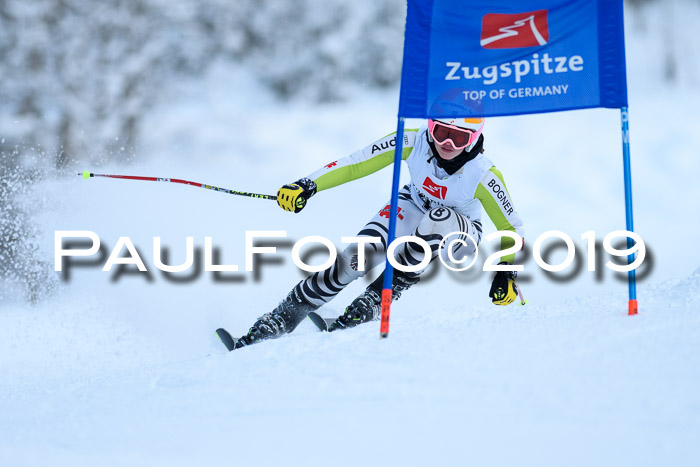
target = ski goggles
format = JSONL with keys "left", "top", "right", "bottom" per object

{"left": 428, "top": 119, "right": 484, "bottom": 150}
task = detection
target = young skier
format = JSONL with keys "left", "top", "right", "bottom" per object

{"left": 228, "top": 117, "right": 524, "bottom": 349}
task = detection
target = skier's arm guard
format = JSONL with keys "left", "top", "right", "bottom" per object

{"left": 305, "top": 129, "right": 419, "bottom": 192}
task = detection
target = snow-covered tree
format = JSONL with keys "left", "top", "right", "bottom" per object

{"left": 0, "top": 0, "right": 405, "bottom": 166}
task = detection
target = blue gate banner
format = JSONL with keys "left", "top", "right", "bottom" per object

{"left": 398, "top": 0, "right": 628, "bottom": 118}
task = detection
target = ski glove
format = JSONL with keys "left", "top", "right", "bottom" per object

{"left": 277, "top": 178, "right": 317, "bottom": 213}
{"left": 489, "top": 263, "right": 518, "bottom": 306}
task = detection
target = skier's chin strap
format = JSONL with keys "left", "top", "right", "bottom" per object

{"left": 427, "top": 133, "right": 485, "bottom": 175}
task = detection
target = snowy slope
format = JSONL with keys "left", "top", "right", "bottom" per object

{"left": 2, "top": 3, "right": 700, "bottom": 466}
{"left": 2, "top": 267, "right": 699, "bottom": 466}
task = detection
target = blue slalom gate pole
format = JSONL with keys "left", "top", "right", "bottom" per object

{"left": 621, "top": 107, "right": 638, "bottom": 315}
{"left": 379, "top": 117, "right": 406, "bottom": 338}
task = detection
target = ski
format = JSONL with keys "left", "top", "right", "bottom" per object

{"left": 215, "top": 328, "right": 238, "bottom": 351}
{"left": 307, "top": 311, "right": 336, "bottom": 332}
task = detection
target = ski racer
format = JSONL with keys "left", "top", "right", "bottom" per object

{"left": 231, "top": 117, "right": 524, "bottom": 348}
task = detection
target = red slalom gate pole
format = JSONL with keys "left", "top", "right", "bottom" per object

{"left": 80, "top": 170, "right": 277, "bottom": 201}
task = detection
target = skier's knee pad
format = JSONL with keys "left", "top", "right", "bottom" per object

{"left": 336, "top": 244, "right": 373, "bottom": 283}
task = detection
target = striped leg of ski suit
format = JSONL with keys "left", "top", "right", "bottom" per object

{"left": 296, "top": 185, "right": 483, "bottom": 307}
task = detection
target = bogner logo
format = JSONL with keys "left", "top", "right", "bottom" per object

{"left": 487, "top": 178, "right": 514, "bottom": 215}
{"left": 481, "top": 10, "right": 549, "bottom": 49}
{"left": 422, "top": 177, "right": 447, "bottom": 200}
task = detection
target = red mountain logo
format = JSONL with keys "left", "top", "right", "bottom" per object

{"left": 422, "top": 177, "right": 447, "bottom": 200}
{"left": 379, "top": 204, "right": 404, "bottom": 220}
{"left": 481, "top": 10, "right": 549, "bottom": 49}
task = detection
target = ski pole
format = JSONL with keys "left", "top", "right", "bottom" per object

{"left": 79, "top": 170, "right": 277, "bottom": 200}
{"left": 515, "top": 283, "right": 528, "bottom": 306}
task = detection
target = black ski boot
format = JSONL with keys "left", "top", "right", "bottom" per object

{"left": 328, "top": 271, "right": 419, "bottom": 332}
{"left": 328, "top": 287, "right": 382, "bottom": 331}
{"left": 236, "top": 286, "right": 317, "bottom": 348}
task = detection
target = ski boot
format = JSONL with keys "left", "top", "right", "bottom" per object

{"left": 328, "top": 287, "right": 382, "bottom": 332}
{"left": 328, "top": 271, "right": 419, "bottom": 332}
{"left": 235, "top": 287, "right": 317, "bottom": 348}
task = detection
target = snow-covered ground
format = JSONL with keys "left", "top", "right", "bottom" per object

{"left": 2, "top": 3, "right": 700, "bottom": 466}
